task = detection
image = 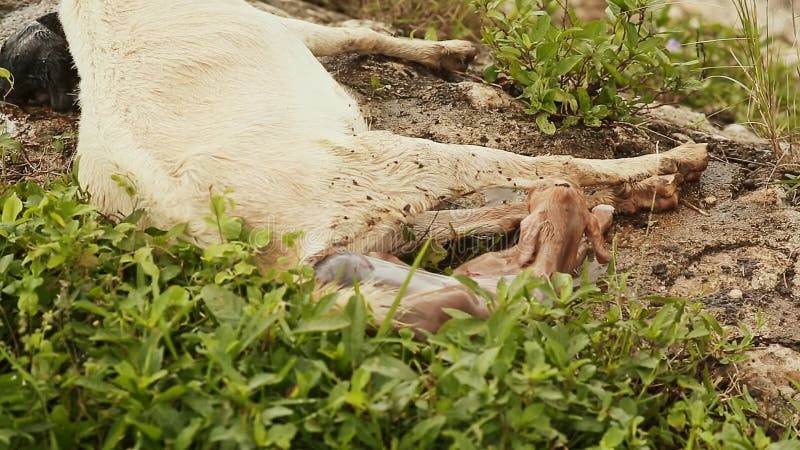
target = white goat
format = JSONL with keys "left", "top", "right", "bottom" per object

{"left": 58, "top": 0, "right": 708, "bottom": 332}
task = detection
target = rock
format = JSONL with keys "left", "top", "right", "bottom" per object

{"left": 703, "top": 195, "right": 717, "bottom": 207}
{"left": 725, "top": 344, "right": 800, "bottom": 426}
{"left": 642, "top": 104, "right": 718, "bottom": 135}
{"left": 458, "top": 81, "right": 515, "bottom": 110}
{"left": 723, "top": 123, "right": 764, "bottom": 144}
{"left": 671, "top": 132, "right": 694, "bottom": 143}
{"left": 652, "top": 263, "right": 668, "bottom": 276}
{"left": 728, "top": 289, "right": 743, "bottom": 299}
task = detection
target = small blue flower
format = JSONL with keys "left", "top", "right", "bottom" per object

{"left": 665, "top": 38, "right": 682, "bottom": 53}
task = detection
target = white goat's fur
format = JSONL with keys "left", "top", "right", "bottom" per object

{"left": 58, "top": 0, "right": 708, "bottom": 268}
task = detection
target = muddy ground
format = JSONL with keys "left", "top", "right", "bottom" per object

{"left": 2, "top": 0, "right": 800, "bottom": 426}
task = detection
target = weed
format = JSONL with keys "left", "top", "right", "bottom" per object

{"left": 472, "top": 0, "right": 698, "bottom": 134}
{"left": 657, "top": 1, "right": 800, "bottom": 165}
{"left": 728, "top": 0, "right": 799, "bottom": 165}
{"left": 0, "top": 180, "right": 797, "bottom": 448}
{"left": 0, "top": 67, "right": 12, "bottom": 101}
{"left": 0, "top": 129, "right": 21, "bottom": 191}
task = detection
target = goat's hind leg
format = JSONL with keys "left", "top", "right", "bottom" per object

{"left": 313, "top": 133, "right": 707, "bottom": 262}
{"left": 277, "top": 17, "right": 477, "bottom": 72}
{"left": 355, "top": 132, "right": 709, "bottom": 196}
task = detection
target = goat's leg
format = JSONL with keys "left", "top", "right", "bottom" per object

{"left": 573, "top": 204, "right": 615, "bottom": 268}
{"left": 587, "top": 174, "right": 682, "bottom": 214}
{"left": 406, "top": 173, "right": 689, "bottom": 245}
{"left": 350, "top": 131, "right": 708, "bottom": 194}
{"left": 312, "top": 132, "right": 707, "bottom": 258}
{"left": 277, "top": 17, "right": 477, "bottom": 72}
{"left": 407, "top": 203, "right": 528, "bottom": 244}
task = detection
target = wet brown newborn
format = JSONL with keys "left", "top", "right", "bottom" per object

{"left": 454, "top": 178, "right": 613, "bottom": 278}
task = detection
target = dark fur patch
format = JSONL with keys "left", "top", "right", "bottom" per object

{"left": 0, "top": 12, "right": 78, "bottom": 112}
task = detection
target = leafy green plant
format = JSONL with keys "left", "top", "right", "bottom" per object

{"left": 655, "top": 1, "right": 800, "bottom": 162}
{"left": 472, "top": 0, "right": 699, "bottom": 133}
{"left": 728, "top": 0, "right": 799, "bottom": 163}
{"left": 0, "top": 129, "right": 22, "bottom": 191}
{"left": 0, "top": 67, "right": 12, "bottom": 100}
{"left": 0, "top": 179, "right": 797, "bottom": 448}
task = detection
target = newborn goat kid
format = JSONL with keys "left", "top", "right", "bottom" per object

{"left": 57, "top": 0, "right": 709, "bottom": 334}
{"left": 454, "top": 179, "right": 613, "bottom": 278}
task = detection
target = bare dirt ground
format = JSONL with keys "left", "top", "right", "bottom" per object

{"left": 2, "top": 0, "right": 799, "bottom": 426}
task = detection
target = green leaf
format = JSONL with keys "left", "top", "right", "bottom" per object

{"left": 265, "top": 424, "right": 297, "bottom": 449}
{"left": 294, "top": 314, "right": 350, "bottom": 333}
{"left": 261, "top": 406, "right": 294, "bottom": 425}
{"left": 484, "top": 64, "right": 499, "bottom": 83}
{"left": 667, "top": 409, "right": 686, "bottom": 431}
{"left": 535, "top": 113, "right": 556, "bottom": 135}
{"left": 101, "top": 418, "right": 127, "bottom": 450}
{"left": 0, "top": 67, "right": 11, "bottom": 82}
{"left": 249, "top": 227, "right": 272, "bottom": 248}
{"left": 399, "top": 416, "right": 446, "bottom": 449}
{"left": 362, "top": 354, "right": 417, "bottom": 381}
{"left": 1, "top": 193, "right": 23, "bottom": 223}
{"left": 553, "top": 56, "right": 582, "bottom": 76}
{"left": 529, "top": 14, "right": 552, "bottom": 41}
{"left": 0, "top": 254, "right": 13, "bottom": 273}
{"left": 200, "top": 284, "right": 246, "bottom": 326}
{"left": 173, "top": 418, "right": 203, "bottom": 450}
{"left": 601, "top": 426, "right": 626, "bottom": 448}
{"left": 149, "top": 285, "right": 189, "bottom": 326}
{"left": 343, "top": 292, "right": 367, "bottom": 365}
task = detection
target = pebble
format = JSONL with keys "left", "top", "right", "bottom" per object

{"left": 652, "top": 263, "right": 668, "bottom": 276}
{"left": 703, "top": 195, "right": 717, "bottom": 206}
{"left": 728, "top": 289, "right": 744, "bottom": 299}
{"left": 743, "top": 179, "right": 757, "bottom": 189}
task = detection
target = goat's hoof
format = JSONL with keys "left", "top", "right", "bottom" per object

{"left": 658, "top": 142, "right": 709, "bottom": 182}
{"left": 427, "top": 40, "right": 478, "bottom": 73}
{"left": 614, "top": 174, "right": 681, "bottom": 214}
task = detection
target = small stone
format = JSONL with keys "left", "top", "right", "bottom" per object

{"left": 742, "top": 179, "right": 757, "bottom": 189}
{"left": 747, "top": 163, "right": 758, "bottom": 170}
{"left": 458, "top": 81, "right": 514, "bottom": 110}
{"left": 703, "top": 195, "right": 717, "bottom": 206}
{"left": 652, "top": 263, "right": 668, "bottom": 276}
{"left": 672, "top": 133, "right": 694, "bottom": 143}
{"left": 728, "top": 289, "right": 744, "bottom": 299}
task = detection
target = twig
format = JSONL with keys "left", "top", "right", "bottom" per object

{"left": 681, "top": 199, "right": 709, "bottom": 216}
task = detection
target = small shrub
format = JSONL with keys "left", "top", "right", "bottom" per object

{"left": 0, "top": 67, "right": 12, "bottom": 99}
{"left": 0, "top": 180, "right": 797, "bottom": 448}
{"left": 0, "top": 129, "right": 22, "bottom": 191}
{"left": 472, "top": 0, "right": 700, "bottom": 133}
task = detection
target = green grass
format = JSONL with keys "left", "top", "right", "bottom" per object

{"left": 661, "top": 0, "right": 799, "bottom": 161}
{"left": 0, "top": 179, "right": 798, "bottom": 449}
{"left": 728, "top": 0, "right": 799, "bottom": 163}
